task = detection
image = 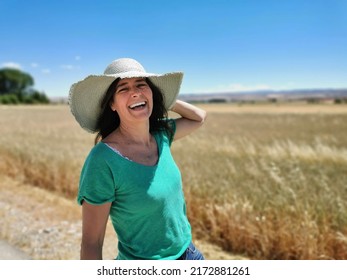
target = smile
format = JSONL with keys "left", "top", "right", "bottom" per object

{"left": 129, "top": 101, "right": 146, "bottom": 109}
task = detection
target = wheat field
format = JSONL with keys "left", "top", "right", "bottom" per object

{"left": 1, "top": 103, "right": 347, "bottom": 259}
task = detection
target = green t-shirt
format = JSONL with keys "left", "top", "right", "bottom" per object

{"left": 77, "top": 121, "right": 192, "bottom": 259}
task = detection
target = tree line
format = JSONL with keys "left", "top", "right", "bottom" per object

{"left": 0, "top": 68, "right": 49, "bottom": 104}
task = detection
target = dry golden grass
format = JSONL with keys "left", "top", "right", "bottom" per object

{"left": 197, "top": 102, "right": 347, "bottom": 114}
{"left": 1, "top": 103, "right": 347, "bottom": 259}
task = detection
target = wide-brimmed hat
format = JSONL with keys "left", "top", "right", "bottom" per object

{"left": 68, "top": 58, "right": 183, "bottom": 133}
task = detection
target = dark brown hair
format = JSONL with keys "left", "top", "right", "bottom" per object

{"left": 94, "top": 78, "right": 173, "bottom": 144}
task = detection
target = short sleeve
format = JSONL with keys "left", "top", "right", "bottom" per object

{"left": 77, "top": 146, "right": 116, "bottom": 205}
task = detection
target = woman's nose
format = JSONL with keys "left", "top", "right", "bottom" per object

{"left": 130, "top": 86, "right": 141, "bottom": 96}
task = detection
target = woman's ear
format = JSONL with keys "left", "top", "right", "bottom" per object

{"left": 110, "top": 101, "right": 117, "bottom": 112}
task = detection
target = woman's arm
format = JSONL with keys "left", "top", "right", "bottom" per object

{"left": 170, "top": 100, "right": 207, "bottom": 141}
{"left": 80, "top": 201, "right": 111, "bottom": 259}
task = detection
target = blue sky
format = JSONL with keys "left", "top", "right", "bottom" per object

{"left": 1, "top": 0, "right": 346, "bottom": 97}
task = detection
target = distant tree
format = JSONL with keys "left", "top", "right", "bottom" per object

{"left": 268, "top": 98, "right": 277, "bottom": 103}
{"left": 0, "top": 68, "right": 33, "bottom": 96}
{"left": 307, "top": 98, "right": 320, "bottom": 104}
{"left": 23, "top": 90, "right": 50, "bottom": 104}
{"left": 208, "top": 98, "right": 227, "bottom": 103}
{"left": 0, "top": 94, "right": 20, "bottom": 104}
{"left": 0, "top": 68, "right": 49, "bottom": 104}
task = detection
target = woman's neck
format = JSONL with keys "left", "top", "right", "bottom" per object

{"left": 117, "top": 121, "right": 151, "bottom": 146}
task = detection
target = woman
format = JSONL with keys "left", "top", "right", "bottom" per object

{"left": 69, "top": 58, "right": 207, "bottom": 260}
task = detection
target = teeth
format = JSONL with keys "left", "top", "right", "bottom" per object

{"left": 129, "top": 102, "right": 146, "bottom": 109}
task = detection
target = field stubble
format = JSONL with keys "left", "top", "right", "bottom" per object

{"left": 1, "top": 103, "right": 347, "bottom": 259}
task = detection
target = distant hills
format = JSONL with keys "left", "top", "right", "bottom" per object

{"left": 179, "top": 89, "right": 347, "bottom": 103}
{"left": 50, "top": 88, "right": 347, "bottom": 104}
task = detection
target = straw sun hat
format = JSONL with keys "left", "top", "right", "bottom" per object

{"left": 69, "top": 58, "right": 183, "bottom": 133}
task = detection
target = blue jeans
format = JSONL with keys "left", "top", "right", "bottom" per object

{"left": 177, "top": 242, "right": 205, "bottom": 260}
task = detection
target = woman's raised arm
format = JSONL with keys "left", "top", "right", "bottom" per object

{"left": 170, "top": 100, "right": 207, "bottom": 141}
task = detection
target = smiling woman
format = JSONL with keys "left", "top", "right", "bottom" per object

{"left": 68, "top": 58, "right": 207, "bottom": 260}
{"left": 93, "top": 77, "right": 173, "bottom": 145}
{"left": 111, "top": 78, "right": 153, "bottom": 121}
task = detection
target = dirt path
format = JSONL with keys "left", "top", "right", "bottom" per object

{"left": 0, "top": 240, "right": 31, "bottom": 259}
{"left": 0, "top": 175, "right": 246, "bottom": 260}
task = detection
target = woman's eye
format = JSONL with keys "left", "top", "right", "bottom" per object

{"left": 138, "top": 83, "right": 147, "bottom": 88}
{"left": 117, "top": 88, "right": 127, "bottom": 93}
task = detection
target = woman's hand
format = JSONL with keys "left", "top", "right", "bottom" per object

{"left": 170, "top": 100, "right": 207, "bottom": 141}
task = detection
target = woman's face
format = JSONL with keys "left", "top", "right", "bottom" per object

{"left": 110, "top": 77, "right": 153, "bottom": 123}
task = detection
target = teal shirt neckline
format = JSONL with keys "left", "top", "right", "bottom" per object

{"left": 99, "top": 132, "right": 161, "bottom": 168}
